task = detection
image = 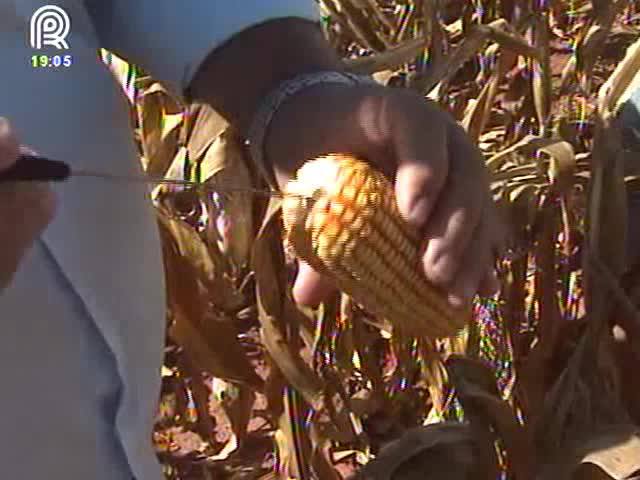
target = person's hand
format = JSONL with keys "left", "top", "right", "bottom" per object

{"left": 264, "top": 85, "right": 504, "bottom": 310}
{"left": 187, "top": 18, "right": 503, "bottom": 310}
{"left": 0, "top": 118, "right": 57, "bottom": 290}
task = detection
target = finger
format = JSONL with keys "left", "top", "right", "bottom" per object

{"left": 0, "top": 182, "right": 57, "bottom": 239}
{"left": 0, "top": 182, "right": 57, "bottom": 288}
{"left": 0, "top": 117, "right": 19, "bottom": 169}
{"left": 421, "top": 125, "right": 487, "bottom": 286}
{"left": 391, "top": 100, "right": 449, "bottom": 230}
{"left": 473, "top": 199, "right": 506, "bottom": 298}
{"left": 478, "top": 268, "right": 500, "bottom": 297}
{"left": 446, "top": 212, "right": 494, "bottom": 308}
{"left": 292, "top": 260, "right": 337, "bottom": 307}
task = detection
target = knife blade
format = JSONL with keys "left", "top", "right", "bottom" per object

{"left": 2, "top": 154, "right": 281, "bottom": 198}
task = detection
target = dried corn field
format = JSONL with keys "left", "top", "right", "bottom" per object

{"left": 101, "top": 1, "right": 640, "bottom": 479}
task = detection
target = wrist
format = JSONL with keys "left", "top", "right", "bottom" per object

{"left": 263, "top": 82, "right": 393, "bottom": 188}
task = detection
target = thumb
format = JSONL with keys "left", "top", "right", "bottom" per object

{"left": 0, "top": 118, "right": 19, "bottom": 170}
{"left": 292, "top": 260, "right": 337, "bottom": 307}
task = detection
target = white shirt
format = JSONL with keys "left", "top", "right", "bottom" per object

{"left": 0, "top": 2, "right": 319, "bottom": 479}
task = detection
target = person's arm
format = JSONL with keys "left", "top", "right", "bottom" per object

{"left": 187, "top": 19, "right": 501, "bottom": 308}
{"left": 187, "top": 18, "right": 391, "bottom": 186}
{"left": 88, "top": 3, "right": 502, "bottom": 308}
{"left": 87, "top": 2, "right": 330, "bottom": 183}
{"left": 188, "top": 17, "right": 376, "bottom": 185}
{"left": 188, "top": 18, "right": 344, "bottom": 135}
{"left": 86, "top": 1, "right": 322, "bottom": 101}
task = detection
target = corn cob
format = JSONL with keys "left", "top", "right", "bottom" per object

{"left": 281, "top": 153, "right": 469, "bottom": 339}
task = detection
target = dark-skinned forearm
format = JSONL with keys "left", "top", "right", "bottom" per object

{"left": 188, "top": 17, "right": 398, "bottom": 189}
{"left": 263, "top": 83, "right": 396, "bottom": 186}
{"left": 188, "top": 18, "right": 344, "bottom": 136}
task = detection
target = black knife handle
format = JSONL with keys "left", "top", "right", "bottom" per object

{"left": 0, "top": 154, "right": 71, "bottom": 182}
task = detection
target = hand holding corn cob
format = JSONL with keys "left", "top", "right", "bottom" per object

{"left": 282, "top": 153, "right": 469, "bottom": 338}
{"left": 263, "top": 86, "right": 502, "bottom": 311}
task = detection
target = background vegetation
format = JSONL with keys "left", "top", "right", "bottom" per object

{"left": 101, "top": 1, "right": 640, "bottom": 478}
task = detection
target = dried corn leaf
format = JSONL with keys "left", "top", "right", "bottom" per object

{"left": 586, "top": 122, "right": 628, "bottom": 290}
{"left": 363, "top": 0, "right": 394, "bottom": 33}
{"left": 168, "top": 303, "right": 262, "bottom": 390}
{"left": 276, "top": 388, "right": 313, "bottom": 480}
{"left": 218, "top": 382, "right": 255, "bottom": 448}
{"left": 252, "top": 199, "right": 325, "bottom": 411}
{"left": 123, "top": 3, "right": 640, "bottom": 477}
{"left": 533, "top": 197, "right": 562, "bottom": 351}
{"left": 178, "top": 355, "right": 218, "bottom": 446}
{"left": 575, "top": 1, "right": 627, "bottom": 93}
{"left": 540, "top": 140, "right": 577, "bottom": 193}
{"left": 157, "top": 212, "right": 263, "bottom": 389}
{"left": 423, "top": 0, "right": 446, "bottom": 79}
{"left": 484, "top": 23, "right": 540, "bottom": 60}
{"left": 183, "top": 103, "right": 227, "bottom": 165}
{"left": 136, "top": 81, "right": 183, "bottom": 178}
{"left": 101, "top": 49, "right": 138, "bottom": 104}
{"left": 599, "top": 36, "right": 640, "bottom": 118}
{"left": 391, "top": 1, "right": 415, "bottom": 43}
{"left": 309, "top": 424, "right": 343, "bottom": 480}
{"left": 414, "top": 17, "right": 538, "bottom": 95}
{"left": 198, "top": 129, "right": 255, "bottom": 271}
{"left": 156, "top": 206, "right": 224, "bottom": 291}
{"left": 539, "top": 425, "right": 640, "bottom": 480}
{"left": 345, "top": 36, "right": 428, "bottom": 74}
{"left": 446, "top": 356, "right": 536, "bottom": 479}
{"left": 323, "top": 0, "right": 386, "bottom": 51}
{"left": 463, "top": 47, "right": 518, "bottom": 141}
{"left": 487, "top": 135, "right": 556, "bottom": 172}
{"left": 418, "top": 339, "right": 448, "bottom": 416}
{"left": 412, "top": 23, "right": 488, "bottom": 94}
{"left": 577, "top": 431, "right": 640, "bottom": 479}
{"left": 532, "top": 13, "right": 553, "bottom": 134}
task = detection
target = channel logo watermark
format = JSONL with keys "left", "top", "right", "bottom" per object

{"left": 30, "top": 5, "right": 71, "bottom": 50}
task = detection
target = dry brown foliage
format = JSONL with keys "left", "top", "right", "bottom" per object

{"left": 99, "top": 1, "right": 640, "bottom": 478}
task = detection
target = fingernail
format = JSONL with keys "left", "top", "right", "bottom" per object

{"left": 0, "top": 117, "right": 9, "bottom": 135}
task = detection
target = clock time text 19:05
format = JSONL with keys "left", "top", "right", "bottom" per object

{"left": 31, "top": 55, "right": 73, "bottom": 68}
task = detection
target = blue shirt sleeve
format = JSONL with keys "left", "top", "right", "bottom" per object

{"left": 86, "top": 1, "right": 321, "bottom": 101}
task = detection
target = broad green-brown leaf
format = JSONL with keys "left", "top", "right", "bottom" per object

{"left": 345, "top": 36, "right": 428, "bottom": 74}
{"left": 446, "top": 356, "right": 536, "bottom": 479}
{"left": 251, "top": 198, "right": 325, "bottom": 411}
{"left": 158, "top": 212, "right": 263, "bottom": 389}
{"left": 539, "top": 425, "right": 640, "bottom": 480}
{"left": 356, "top": 423, "right": 481, "bottom": 480}
{"left": 135, "top": 81, "right": 183, "bottom": 178}
{"left": 464, "top": 47, "right": 518, "bottom": 141}
{"left": 599, "top": 36, "right": 640, "bottom": 118}
{"left": 198, "top": 129, "right": 255, "bottom": 272}
{"left": 533, "top": 13, "right": 553, "bottom": 134}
